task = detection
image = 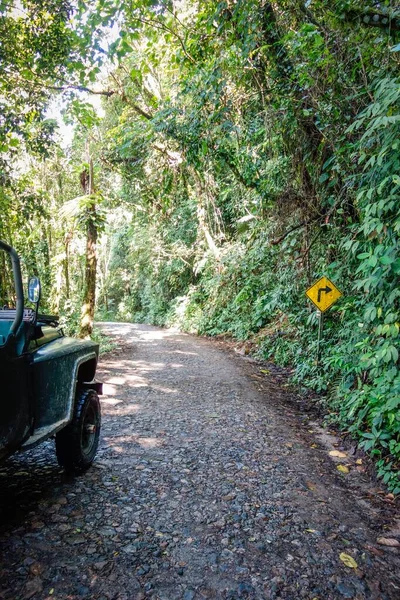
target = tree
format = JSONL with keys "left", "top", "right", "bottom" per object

{"left": 79, "top": 149, "right": 98, "bottom": 338}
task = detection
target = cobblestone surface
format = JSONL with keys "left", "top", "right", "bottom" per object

{"left": 0, "top": 322, "right": 399, "bottom": 600}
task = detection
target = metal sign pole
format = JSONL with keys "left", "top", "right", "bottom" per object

{"left": 316, "top": 310, "right": 324, "bottom": 365}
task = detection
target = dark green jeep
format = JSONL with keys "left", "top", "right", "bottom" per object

{"left": 0, "top": 240, "right": 102, "bottom": 473}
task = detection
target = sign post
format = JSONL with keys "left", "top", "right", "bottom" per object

{"left": 316, "top": 310, "right": 323, "bottom": 364}
{"left": 306, "top": 277, "right": 342, "bottom": 364}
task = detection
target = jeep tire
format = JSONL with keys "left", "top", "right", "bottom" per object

{"left": 56, "top": 389, "right": 101, "bottom": 473}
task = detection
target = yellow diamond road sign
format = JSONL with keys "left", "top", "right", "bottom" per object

{"left": 306, "top": 276, "right": 342, "bottom": 313}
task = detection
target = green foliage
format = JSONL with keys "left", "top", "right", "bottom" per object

{"left": 326, "top": 77, "right": 400, "bottom": 493}
{"left": 2, "top": 0, "right": 400, "bottom": 491}
{"left": 0, "top": 0, "right": 74, "bottom": 161}
{"left": 91, "top": 327, "right": 117, "bottom": 354}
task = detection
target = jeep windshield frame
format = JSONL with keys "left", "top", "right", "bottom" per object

{"left": 0, "top": 240, "right": 24, "bottom": 337}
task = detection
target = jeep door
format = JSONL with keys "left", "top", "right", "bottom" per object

{"left": 0, "top": 345, "right": 31, "bottom": 460}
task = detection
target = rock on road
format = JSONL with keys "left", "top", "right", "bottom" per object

{"left": 0, "top": 322, "right": 399, "bottom": 600}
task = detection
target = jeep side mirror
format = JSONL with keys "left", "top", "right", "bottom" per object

{"left": 28, "top": 277, "right": 41, "bottom": 305}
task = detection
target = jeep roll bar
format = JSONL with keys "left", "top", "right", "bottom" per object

{"left": 0, "top": 240, "right": 24, "bottom": 336}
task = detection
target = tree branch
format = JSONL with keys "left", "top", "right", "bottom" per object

{"left": 298, "top": 228, "right": 322, "bottom": 262}
{"left": 152, "top": 144, "right": 183, "bottom": 164}
{"left": 270, "top": 216, "right": 320, "bottom": 246}
{"left": 47, "top": 84, "right": 116, "bottom": 97}
{"left": 131, "top": 15, "right": 195, "bottom": 63}
{"left": 128, "top": 102, "right": 153, "bottom": 120}
{"left": 342, "top": 7, "right": 400, "bottom": 33}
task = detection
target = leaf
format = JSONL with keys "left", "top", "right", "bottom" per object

{"left": 60, "top": 195, "right": 96, "bottom": 219}
{"left": 319, "top": 172, "right": 329, "bottom": 183}
{"left": 337, "top": 465, "right": 349, "bottom": 473}
{"left": 329, "top": 450, "right": 347, "bottom": 458}
{"left": 376, "top": 537, "right": 400, "bottom": 547}
{"left": 237, "top": 215, "right": 257, "bottom": 223}
{"left": 339, "top": 553, "right": 358, "bottom": 569}
{"left": 356, "top": 459, "right": 363, "bottom": 465}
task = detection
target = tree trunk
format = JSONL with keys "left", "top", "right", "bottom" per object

{"left": 80, "top": 156, "right": 98, "bottom": 339}
{"left": 197, "top": 203, "right": 221, "bottom": 260}
{"left": 64, "top": 230, "right": 72, "bottom": 300}
{"left": 191, "top": 169, "right": 221, "bottom": 261}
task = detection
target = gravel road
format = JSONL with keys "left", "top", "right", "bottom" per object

{"left": 0, "top": 322, "right": 399, "bottom": 600}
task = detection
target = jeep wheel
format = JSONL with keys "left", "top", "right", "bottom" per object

{"left": 56, "top": 389, "right": 101, "bottom": 473}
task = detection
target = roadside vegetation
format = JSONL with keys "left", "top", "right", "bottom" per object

{"left": 0, "top": 1, "right": 399, "bottom": 492}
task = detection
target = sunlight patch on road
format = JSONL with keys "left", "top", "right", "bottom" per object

{"left": 103, "top": 404, "right": 142, "bottom": 416}
{"left": 101, "top": 396, "right": 123, "bottom": 404}
{"left": 106, "top": 376, "right": 126, "bottom": 385}
{"left": 103, "top": 372, "right": 149, "bottom": 390}
{"left": 151, "top": 384, "right": 178, "bottom": 394}
{"left": 104, "top": 434, "right": 164, "bottom": 451}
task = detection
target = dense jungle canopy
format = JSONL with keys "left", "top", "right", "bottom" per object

{"left": 0, "top": 0, "right": 400, "bottom": 492}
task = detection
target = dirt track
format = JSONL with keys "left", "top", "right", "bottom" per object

{"left": 0, "top": 322, "right": 399, "bottom": 600}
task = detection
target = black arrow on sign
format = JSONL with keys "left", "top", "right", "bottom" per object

{"left": 317, "top": 285, "right": 332, "bottom": 303}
